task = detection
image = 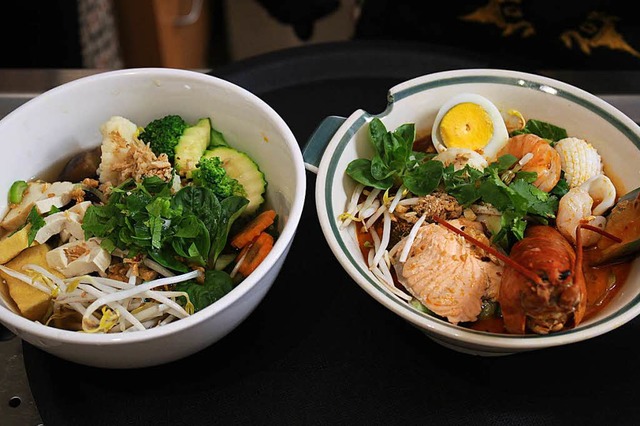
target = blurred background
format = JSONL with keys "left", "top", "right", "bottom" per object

{"left": 2, "top": 0, "right": 640, "bottom": 71}
{"left": 0, "top": 0, "right": 360, "bottom": 70}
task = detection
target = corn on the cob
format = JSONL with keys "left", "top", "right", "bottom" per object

{"left": 554, "top": 137, "right": 602, "bottom": 188}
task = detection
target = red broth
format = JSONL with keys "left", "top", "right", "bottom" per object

{"left": 355, "top": 207, "right": 633, "bottom": 335}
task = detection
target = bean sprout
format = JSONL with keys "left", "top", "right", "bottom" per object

{"left": 399, "top": 213, "right": 428, "bottom": 263}
{"left": 388, "top": 185, "right": 405, "bottom": 213}
{"left": 0, "top": 262, "right": 200, "bottom": 333}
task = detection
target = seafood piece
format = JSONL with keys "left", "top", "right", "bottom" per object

{"left": 390, "top": 218, "right": 503, "bottom": 324}
{"left": 591, "top": 188, "right": 640, "bottom": 266}
{"left": 496, "top": 133, "right": 562, "bottom": 192}
{"left": 554, "top": 137, "right": 603, "bottom": 188}
{"left": 433, "top": 147, "right": 488, "bottom": 171}
{"left": 499, "top": 225, "right": 586, "bottom": 334}
{"left": 503, "top": 109, "right": 526, "bottom": 134}
{"left": 556, "top": 174, "right": 616, "bottom": 246}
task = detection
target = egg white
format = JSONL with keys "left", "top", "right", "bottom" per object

{"left": 433, "top": 147, "right": 488, "bottom": 171}
{"left": 431, "top": 93, "right": 509, "bottom": 162}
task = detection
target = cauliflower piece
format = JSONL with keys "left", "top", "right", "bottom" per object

{"left": 97, "top": 116, "right": 173, "bottom": 187}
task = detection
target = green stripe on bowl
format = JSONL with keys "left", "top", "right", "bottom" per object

{"left": 324, "top": 74, "right": 640, "bottom": 340}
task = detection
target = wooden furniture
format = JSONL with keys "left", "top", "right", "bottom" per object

{"left": 113, "top": 0, "right": 211, "bottom": 69}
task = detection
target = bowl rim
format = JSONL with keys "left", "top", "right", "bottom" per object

{"left": 0, "top": 67, "right": 307, "bottom": 345}
{"left": 315, "top": 67, "right": 640, "bottom": 350}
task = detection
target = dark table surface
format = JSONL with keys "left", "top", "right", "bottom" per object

{"left": 9, "top": 40, "right": 640, "bottom": 426}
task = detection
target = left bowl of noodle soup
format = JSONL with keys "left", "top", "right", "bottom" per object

{"left": 0, "top": 68, "right": 305, "bottom": 368}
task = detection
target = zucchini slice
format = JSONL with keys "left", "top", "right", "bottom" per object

{"left": 175, "top": 118, "right": 211, "bottom": 177}
{"left": 202, "top": 147, "right": 266, "bottom": 215}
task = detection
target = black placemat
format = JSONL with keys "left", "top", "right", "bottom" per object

{"left": 24, "top": 41, "right": 640, "bottom": 426}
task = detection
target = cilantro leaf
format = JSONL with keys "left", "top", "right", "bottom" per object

{"left": 82, "top": 177, "right": 242, "bottom": 271}
{"left": 26, "top": 207, "right": 45, "bottom": 246}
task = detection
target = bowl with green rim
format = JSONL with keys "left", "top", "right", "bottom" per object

{"left": 303, "top": 68, "right": 640, "bottom": 355}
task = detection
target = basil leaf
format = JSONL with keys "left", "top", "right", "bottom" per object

{"left": 149, "top": 247, "right": 189, "bottom": 273}
{"left": 393, "top": 123, "right": 416, "bottom": 148}
{"left": 371, "top": 154, "right": 393, "bottom": 181}
{"left": 511, "top": 119, "right": 568, "bottom": 143}
{"left": 368, "top": 118, "right": 388, "bottom": 154}
{"left": 403, "top": 160, "right": 444, "bottom": 196}
{"left": 210, "top": 196, "right": 249, "bottom": 265}
{"left": 175, "top": 270, "right": 234, "bottom": 312}
{"left": 172, "top": 185, "right": 221, "bottom": 232}
{"left": 346, "top": 158, "right": 393, "bottom": 189}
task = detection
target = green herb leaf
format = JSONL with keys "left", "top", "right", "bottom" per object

{"left": 26, "top": 207, "right": 45, "bottom": 246}
{"left": 403, "top": 159, "right": 443, "bottom": 196}
{"left": 346, "top": 158, "right": 393, "bottom": 190}
{"left": 511, "top": 119, "right": 568, "bottom": 143}
{"left": 175, "top": 270, "right": 234, "bottom": 312}
{"left": 346, "top": 118, "right": 433, "bottom": 192}
{"left": 551, "top": 177, "right": 569, "bottom": 197}
{"left": 210, "top": 196, "right": 249, "bottom": 266}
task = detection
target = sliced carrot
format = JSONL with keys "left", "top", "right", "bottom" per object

{"left": 231, "top": 209, "right": 276, "bottom": 249}
{"left": 237, "top": 231, "right": 274, "bottom": 277}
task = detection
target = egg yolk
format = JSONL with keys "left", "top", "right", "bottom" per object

{"left": 438, "top": 102, "right": 493, "bottom": 151}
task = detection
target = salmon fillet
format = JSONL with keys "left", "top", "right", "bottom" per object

{"left": 391, "top": 219, "right": 503, "bottom": 324}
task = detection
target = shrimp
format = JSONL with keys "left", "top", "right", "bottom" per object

{"left": 556, "top": 174, "right": 616, "bottom": 246}
{"left": 496, "top": 133, "right": 562, "bottom": 192}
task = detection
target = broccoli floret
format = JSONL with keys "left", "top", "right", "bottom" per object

{"left": 139, "top": 115, "right": 188, "bottom": 162}
{"left": 191, "top": 157, "right": 246, "bottom": 199}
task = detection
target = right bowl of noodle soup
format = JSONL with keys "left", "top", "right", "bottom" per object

{"left": 305, "top": 68, "right": 640, "bottom": 355}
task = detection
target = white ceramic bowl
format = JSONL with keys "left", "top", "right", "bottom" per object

{"left": 304, "top": 68, "right": 640, "bottom": 356}
{"left": 0, "top": 68, "right": 306, "bottom": 368}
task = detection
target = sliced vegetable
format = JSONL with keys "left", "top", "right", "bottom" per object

{"left": 236, "top": 231, "right": 274, "bottom": 277}
{"left": 202, "top": 146, "right": 266, "bottom": 215}
{"left": 209, "top": 125, "right": 228, "bottom": 148}
{"left": 9, "top": 180, "right": 28, "bottom": 204}
{"left": 175, "top": 117, "right": 212, "bottom": 177}
{"left": 230, "top": 209, "right": 276, "bottom": 249}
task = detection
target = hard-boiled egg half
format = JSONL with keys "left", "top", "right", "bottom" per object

{"left": 431, "top": 93, "right": 509, "bottom": 162}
